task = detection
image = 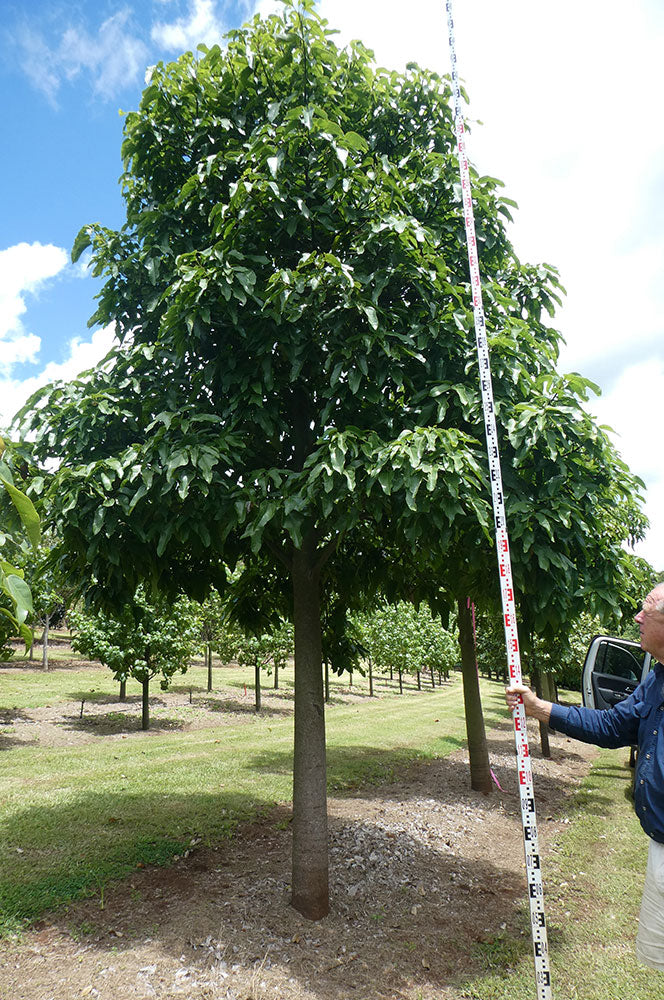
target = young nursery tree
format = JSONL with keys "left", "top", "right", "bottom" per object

{"left": 18, "top": 2, "right": 645, "bottom": 917}
{"left": 236, "top": 621, "right": 293, "bottom": 711}
{"left": 195, "top": 587, "right": 240, "bottom": 691}
{"left": 70, "top": 588, "right": 198, "bottom": 730}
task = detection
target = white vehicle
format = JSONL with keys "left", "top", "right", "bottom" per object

{"left": 582, "top": 635, "right": 653, "bottom": 711}
{"left": 581, "top": 635, "right": 655, "bottom": 769}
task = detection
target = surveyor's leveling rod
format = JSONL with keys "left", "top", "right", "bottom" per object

{"left": 444, "top": 3, "right": 552, "bottom": 998}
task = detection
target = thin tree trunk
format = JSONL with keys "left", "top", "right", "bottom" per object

{"left": 119, "top": 678, "right": 127, "bottom": 701}
{"left": 368, "top": 657, "right": 374, "bottom": 697}
{"left": 348, "top": 670, "right": 353, "bottom": 688}
{"left": 291, "top": 538, "right": 328, "bottom": 920}
{"left": 457, "top": 598, "right": 492, "bottom": 794}
{"left": 431, "top": 665, "right": 435, "bottom": 688}
{"left": 207, "top": 644, "right": 213, "bottom": 693}
{"left": 531, "top": 660, "right": 551, "bottom": 759}
{"left": 141, "top": 677, "right": 150, "bottom": 731}
{"left": 416, "top": 669, "right": 421, "bottom": 691}
{"left": 542, "top": 670, "right": 556, "bottom": 704}
{"left": 42, "top": 616, "right": 50, "bottom": 671}
{"left": 398, "top": 666, "right": 403, "bottom": 694}
{"left": 274, "top": 661, "right": 279, "bottom": 690}
{"left": 255, "top": 662, "right": 261, "bottom": 713}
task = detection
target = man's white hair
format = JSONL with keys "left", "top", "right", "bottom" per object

{"left": 653, "top": 584, "right": 664, "bottom": 615}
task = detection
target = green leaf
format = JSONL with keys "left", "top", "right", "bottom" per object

{"left": 92, "top": 506, "right": 105, "bottom": 535}
{"left": 3, "top": 574, "right": 33, "bottom": 625}
{"left": 1, "top": 481, "right": 40, "bottom": 549}
{"left": 362, "top": 305, "right": 378, "bottom": 330}
{"left": 71, "top": 227, "right": 92, "bottom": 263}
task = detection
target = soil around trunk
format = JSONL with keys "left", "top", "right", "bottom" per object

{"left": 0, "top": 714, "right": 598, "bottom": 1000}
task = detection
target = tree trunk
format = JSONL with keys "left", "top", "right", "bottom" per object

{"left": 457, "top": 598, "right": 492, "bottom": 794}
{"left": 141, "top": 677, "right": 150, "bottom": 731}
{"left": 348, "top": 670, "right": 353, "bottom": 688}
{"left": 119, "top": 678, "right": 127, "bottom": 701}
{"left": 368, "top": 657, "right": 374, "bottom": 697}
{"left": 274, "top": 661, "right": 279, "bottom": 690}
{"left": 416, "top": 669, "right": 421, "bottom": 691}
{"left": 291, "top": 539, "right": 328, "bottom": 920}
{"left": 531, "top": 662, "right": 551, "bottom": 759}
{"left": 431, "top": 664, "right": 435, "bottom": 688}
{"left": 542, "top": 670, "right": 556, "bottom": 704}
{"left": 207, "top": 644, "right": 213, "bottom": 693}
{"left": 398, "top": 665, "right": 403, "bottom": 694}
{"left": 41, "top": 616, "right": 50, "bottom": 671}
{"left": 255, "top": 662, "right": 261, "bottom": 713}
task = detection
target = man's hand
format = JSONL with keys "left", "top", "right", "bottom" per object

{"left": 505, "top": 683, "right": 553, "bottom": 724}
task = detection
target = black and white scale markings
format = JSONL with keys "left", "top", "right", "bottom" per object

{"left": 444, "top": 3, "right": 552, "bottom": 998}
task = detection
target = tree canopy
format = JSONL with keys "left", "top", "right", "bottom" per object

{"left": 18, "top": 0, "right": 646, "bottom": 918}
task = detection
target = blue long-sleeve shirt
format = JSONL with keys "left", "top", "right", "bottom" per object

{"left": 549, "top": 663, "right": 664, "bottom": 843}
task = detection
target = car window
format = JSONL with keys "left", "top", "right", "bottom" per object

{"left": 595, "top": 642, "right": 645, "bottom": 682}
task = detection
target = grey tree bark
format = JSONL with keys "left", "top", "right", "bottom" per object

{"left": 457, "top": 598, "right": 493, "bottom": 794}
{"left": 290, "top": 535, "right": 328, "bottom": 920}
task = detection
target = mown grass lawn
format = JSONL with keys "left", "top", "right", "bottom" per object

{"left": 2, "top": 661, "right": 661, "bottom": 999}
{"left": 0, "top": 662, "right": 483, "bottom": 934}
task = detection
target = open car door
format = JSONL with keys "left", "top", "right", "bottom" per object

{"left": 581, "top": 635, "right": 652, "bottom": 711}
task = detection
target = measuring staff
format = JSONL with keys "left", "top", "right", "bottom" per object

{"left": 444, "top": 3, "right": 552, "bottom": 998}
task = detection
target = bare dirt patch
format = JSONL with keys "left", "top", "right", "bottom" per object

{"left": 0, "top": 708, "right": 597, "bottom": 1000}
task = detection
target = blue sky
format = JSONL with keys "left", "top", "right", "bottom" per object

{"left": 1, "top": 0, "right": 662, "bottom": 568}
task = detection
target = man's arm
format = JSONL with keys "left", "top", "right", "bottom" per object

{"left": 506, "top": 679, "right": 643, "bottom": 748}
{"left": 505, "top": 683, "right": 552, "bottom": 723}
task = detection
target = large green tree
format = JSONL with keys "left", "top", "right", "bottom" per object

{"left": 18, "top": 2, "right": 644, "bottom": 918}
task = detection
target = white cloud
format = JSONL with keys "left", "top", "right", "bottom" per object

{"left": 151, "top": 0, "right": 226, "bottom": 51}
{"left": 17, "top": 9, "right": 149, "bottom": 102}
{"left": 589, "top": 361, "right": 664, "bottom": 568}
{"left": 0, "top": 334, "right": 41, "bottom": 370}
{"left": 14, "top": 29, "right": 62, "bottom": 107}
{"left": 252, "top": 1, "right": 283, "bottom": 18}
{"left": 0, "top": 242, "right": 68, "bottom": 374}
{"left": 0, "top": 324, "right": 117, "bottom": 430}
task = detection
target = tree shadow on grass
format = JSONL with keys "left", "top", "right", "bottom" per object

{"left": 0, "top": 788, "right": 266, "bottom": 930}
{"left": 68, "top": 691, "right": 142, "bottom": 705}
{"left": 0, "top": 708, "right": 39, "bottom": 750}
{"left": 201, "top": 697, "right": 292, "bottom": 717}
{"left": 169, "top": 681, "right": 214, "bottom": 696}
{"left": 261, "top": 687, "right": 295, "bottom": 703}
{"left": 1, "top": 659, "right": 100, "bottom": 672}
{"left": 0, "top": 746, "right": 586, "bottom": 1000}
{"left": 61, "top": 711, "right": 189, "bottom": 735}
{"left": 0, "top": 706, "right": 31, "bottom": 725}
{"left": 244, "top": 733, "right": 618, "bottom": 830}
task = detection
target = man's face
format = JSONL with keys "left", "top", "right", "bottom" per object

{"left": 635, "top": 586, "right": 664, "bottom": 660}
